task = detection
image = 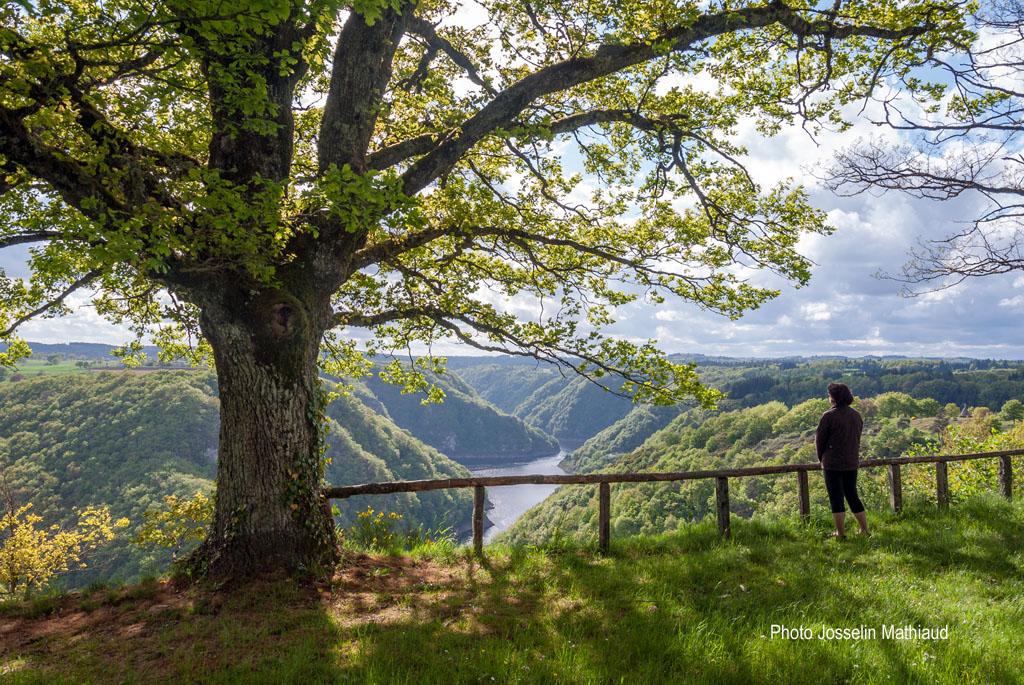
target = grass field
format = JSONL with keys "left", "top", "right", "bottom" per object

{"left": 7, "top": 359, "right": 196, "bottom": 377}
{"left": 9, "top": 359, "right": 123, "bottom": 376}
{"left": 2, "top": 494, "right": 1023, "bottom": 684}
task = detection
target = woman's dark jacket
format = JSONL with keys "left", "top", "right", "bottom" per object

{"left": 815, "top": 405, "right": 864, "bottom": 471}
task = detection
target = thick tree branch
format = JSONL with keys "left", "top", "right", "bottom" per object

{"left": 366, "top": 133, "right": 441, "bottom": 170}
{"left": 0, "top": 232, "right": 68, "bottom": 249}
{"left": 67, "top": 84, "right": 198, "bottom": 176}
{"left": 398, "top": 1, "right": 933, "bottom": 195}
{"left": 405, "top": 17, "right": 496, "bottom": 95}
{"left": 365, "top": 106, "right": 726, "bottom": 174}
{"left": 318, "top": 4, "right": 414, "bottom": 172}
{"left": 0, "top": 107, "right": 127, "bottom": 219}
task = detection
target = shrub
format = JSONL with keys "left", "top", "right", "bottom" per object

{"left": 132, "top": 492, "right": 213, "bottom": 561}
{"left": 1, "top": 503, "right": 128, "bottom": 598}
{"left": 905, "top": 421, "right": 1024, "bottom": 501}
{"left": 341, "top": 506, "right": 447, "bottom": 552}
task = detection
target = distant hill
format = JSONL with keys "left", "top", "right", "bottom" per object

{"left": 1, "top": 341, "right": 162, "bottom": 360}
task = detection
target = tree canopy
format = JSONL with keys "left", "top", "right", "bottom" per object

{"left": 1, "top": 0, "right": 968, "bottom": 398}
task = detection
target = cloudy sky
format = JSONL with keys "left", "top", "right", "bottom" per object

{"left": 4, "top": 6, "right": 1023, "bottom": 360}
{"left": 610, "top": 114, "right": 1024, "bottom": 360}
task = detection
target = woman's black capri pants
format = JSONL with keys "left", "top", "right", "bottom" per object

{"left": 823, "top": 469, "right": 865, "bottom": 514}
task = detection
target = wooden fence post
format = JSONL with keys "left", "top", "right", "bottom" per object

{"left": 935, "top": 461, "right": 949, "bottom": 508}
{"left": 999, "top": 456, "right": 1013, "bottom": 501}
{"left": 473, "top": 485, "right": 485, "bottom": 555}
{"left": 888, "top": 463, "right": 903, "bottom": 513}
{"left": 715, "top": 477, "right": 731, "bottom": 538}
{"left": 797, "top": 470, "right": 810, "bottom": 522}
{"left": 598, "top": 481, "right": 610, "bottom": 553}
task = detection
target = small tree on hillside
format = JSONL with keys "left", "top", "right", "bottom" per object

{"left": 0, "top": 1, "right": 968, "bottom": 579}
{"left": 1000, "top": 398, "right": 1024, "bottom": 422}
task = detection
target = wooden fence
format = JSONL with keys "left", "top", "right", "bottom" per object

{"left": 324, "top": 448, "right": 1024, "bottom": 555}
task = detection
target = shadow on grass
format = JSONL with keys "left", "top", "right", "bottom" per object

{"left": 4, "top": 497, "right": 1023, "bottom": 684}
{"left": 332, "top": 499, "right": 1024, "bottom": 684}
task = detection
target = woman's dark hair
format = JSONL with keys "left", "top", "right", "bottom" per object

{"left": 827, "top": 382, "right": 854, "bottom": 407}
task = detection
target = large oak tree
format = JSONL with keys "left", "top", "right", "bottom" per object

{"left": 0, "top": 0, "right": 966, "bottom": 579}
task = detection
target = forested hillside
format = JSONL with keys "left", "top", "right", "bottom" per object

{"left": 451, "top": 363, "right": 561, "bottom": 414}
{"left": 2, "top": 344, "right": 562, "bottom": 465}
{"left": 716, "top": 358, "right": 1024, "bottom": 408}
{"left": 359, "top": 371, "right": 558, "bottom": 463}
{"left": 562, "top": 404, "right": 682, "bottom": 472}
{"left": 503, "top": 392, "right": 1024, "bottom": 545}
{"left": 453, "top": 356, "right": 1024, "bottom": 472}
{"left": 511, "top": 376, "right": 639, "bottom": 444}
{"left": 0, "top": 373, "right": 472, "bottom": 589}
{"left": 451, "top": 365, "right": 639, "bottom": 445}
{"left": 5, "top": 352, "right": 1024, "bottom": 588}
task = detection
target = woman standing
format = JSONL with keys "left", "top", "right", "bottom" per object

{"left": 815, "top": 383, "right": 868, "bottom": 538}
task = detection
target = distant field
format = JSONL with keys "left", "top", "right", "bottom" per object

{"left": 8, "top": 359, "right": 197, "bottom": 376}
{"left": 10, "top": 359, "right": 124, "bottom": 376}
{"left": 2, "top": 495, "right": 1023, "bottom": 684}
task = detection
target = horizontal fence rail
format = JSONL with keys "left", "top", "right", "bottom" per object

{"left": 325, "top": 449, "right": 1024, "bottom": 554}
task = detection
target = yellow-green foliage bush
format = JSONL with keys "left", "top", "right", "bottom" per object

{"left": 343, "top": 506, "right": 406, "bottom": 551}
{"left": 906, "top": 419, "right": 1024, "bottom": 500}
{"left": 133, "top": 492, "right": 213, "bottom": 560}
{"left": 1, "top": 503, "right": 127, "bottom": 598}
{"left": 341, "top": 506, "right": 447, "bottom": 552}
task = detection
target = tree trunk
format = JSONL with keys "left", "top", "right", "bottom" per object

{"left": 183, "top": 283, "right": 338, "bottom": 581}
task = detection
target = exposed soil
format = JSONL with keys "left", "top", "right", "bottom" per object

{"left": 0, "top": 553, "right": 487, "bottom": 680}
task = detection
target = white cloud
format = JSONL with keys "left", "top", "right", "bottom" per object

{"left": 440, "top": 0, "right": 489, "bottom": 29}
{"left": 998, "top": 295, "right": 1024, "bottom": 309}
{"left": 799, "top": 302, "right": 833, "bottom": 322}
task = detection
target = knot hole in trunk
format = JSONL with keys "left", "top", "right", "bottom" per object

{"left": 270, "top": 303, "right": 296, "bottom": 337}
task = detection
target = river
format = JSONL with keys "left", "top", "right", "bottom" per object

{"left": 468, "top": 450, "right": 568, "bottom": 541}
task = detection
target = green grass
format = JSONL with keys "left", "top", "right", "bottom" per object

{"left": 10, "top": 359, "right": 122, "bottom": 376}
{"left": 3, "top": 495, "right": 1023, "bottom": 684}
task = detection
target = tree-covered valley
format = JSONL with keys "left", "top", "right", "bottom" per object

{"left": 2, "top": 348, "right": 1023, "bottom": 591}
{"left": 0, "top": 371, "right": 481, "bottom": 589}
